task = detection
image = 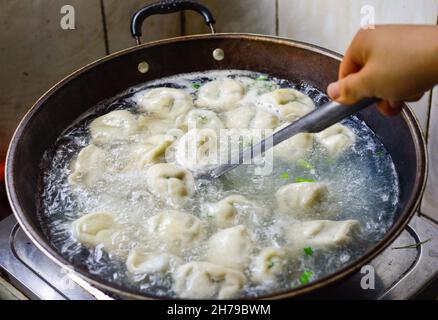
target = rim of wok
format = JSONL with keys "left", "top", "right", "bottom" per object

{"left": 6, "top": 33, "right": 428, "bottom": 300}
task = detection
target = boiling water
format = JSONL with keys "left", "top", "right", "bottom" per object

{"left": 38, "top": 70, "right": 399, "bottom": 298}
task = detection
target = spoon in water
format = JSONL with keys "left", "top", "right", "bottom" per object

{"left": 202, "top": 97, "right": 380, "bottom": 179}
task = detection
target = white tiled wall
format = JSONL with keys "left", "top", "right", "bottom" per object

{"left": 277, "top": 0, "right": 438, "bottom": 133}
{"left": 278, "top": 0, "right": 437, "bottom": 54}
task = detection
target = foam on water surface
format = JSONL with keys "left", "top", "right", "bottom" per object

{"left": 38, "top": 70, "right": 399, "bottom": 298}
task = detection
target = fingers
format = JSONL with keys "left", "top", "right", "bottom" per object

{"left": 339, "top": 29, "right": 368, "bottom": 79}
{"left": 327, "top": 81, "right": 341, "bottom": 100}
{"left": 377, "top": 100, "right": 403, "bottom": 116}
{"left": 327, "top": 69, "right": 372, "bottom": 105}
{"left": 328, "top": 25, "right": 432, "bottom": 117}
{"left": 338, "top": 56, "right": 361, "bottom": 79}
{"left": 327, "top": 29, "right": 372, "bottom": 105}
{"left": 376, "top": 93, "right": 424, "bottom": 116}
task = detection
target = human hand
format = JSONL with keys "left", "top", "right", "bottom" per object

{"left": 327, "top": 25, "right": 438, "bottom": 115}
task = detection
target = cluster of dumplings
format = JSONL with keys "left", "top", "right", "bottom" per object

{"left": 67, "top": 74, "right": 360, "bottom": 299}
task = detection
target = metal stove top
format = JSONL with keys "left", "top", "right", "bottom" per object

{"left": 0, "top": 213, "right": 437, "bottom": 300}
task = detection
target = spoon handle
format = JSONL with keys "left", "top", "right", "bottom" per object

{"left": 273, "top": 97, "right": 380, "bottom": 145}
{"left": 208, "top": 97, "right": 380, "bottom": 179}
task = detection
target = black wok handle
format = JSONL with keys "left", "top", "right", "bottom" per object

{"left": 131, "top": 0, "right": 216, "bottom": 45}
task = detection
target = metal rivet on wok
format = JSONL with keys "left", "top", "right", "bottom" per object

{"left": 138, "top": 61, "right": 149, "bottom": 73}
{"left": 212, "top": 48, "right": 225, "bottom": 61}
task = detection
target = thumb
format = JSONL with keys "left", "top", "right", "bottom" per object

{"left": 327, "top": 70, "right": 372, "bottom": 105}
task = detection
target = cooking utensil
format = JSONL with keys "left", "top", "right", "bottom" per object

{"left": 207, "top": 97, "right": 380, "bottom": 179}
{"left": 5, "top": 1, "right": 427, "bottom": 299}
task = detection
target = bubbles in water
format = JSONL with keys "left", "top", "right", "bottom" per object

{"left": 37, "top": 70, "right": 399, "bottom": 298}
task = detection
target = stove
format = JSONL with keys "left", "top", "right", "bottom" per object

{"left": 0, "top": 213, "right": 437, "bottom": 300}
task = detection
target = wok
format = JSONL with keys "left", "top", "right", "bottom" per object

{"left": 5, "top": 1, "right": 427, "bottom": 299}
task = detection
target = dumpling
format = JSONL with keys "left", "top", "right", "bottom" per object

{"left": 257, "top": 88, "right": 315, "bottom": 121}
{"left": 274, "top": 133, "right": 314, "bottom": 161}
{"left": 222, "top": 106, "right": 255, "bottom": 129}
{"left": 68, "top": 144, "right": 108, "bottom": 187}
{"left": 315, "top": 123, "right": 356, "bottom": 157}
{"left": 206, "top": 225, "right": 252, "bottom": 270}
{"left": 196, "top": 78, "right": 245, "bottom": 111}
{"left": 274, "top": 124, "right": 314, "bottom": 161}
{"left": 137, "top": 134, "right": 175, "bottom": 165}
{"left": 124, "top": 134, "right": 175, "bottom": 170}
{"left": 146, "top": 163, "right": 194, "bottom": 207}
{"left": 276, "top": 182, "right": 328, "bottom": 216}
{"left": 146, "top": 210, "right": 204, "bottom": 255}
{"left": 159, "top": 129, "right": 186, "bottom": 163}
{"left": 207, "top": 193, "right": 270, "bottom": 229}
{"left": 71, "top": 212, "right": 128, "bottom": 257}
{"left": 126, "top": 248, "right": 182, "bottom": 278}
{"left": 206, "top": 195, "right": 250, "bottom": 229}
{"left": 250, "top": 109, "right": 279, "bottom": 129}
{"left": 220, "top": 126, "right": 273, "bottom": 154}
{"left": 285, "top": 219, "right": 360, "bottom": 250}
{"left": 176, "top": 109, "right": 224, "bottom": 131}
{"left": 246, "top": 77, "right": 280, "bottom": 96}
{"left": 175, "top": 128, "right": 220, "bottom": 172}
{"left": 71, "top": 212, "right": 119, "bottom": 246}
{"left": 251, "top": 247, "right": 286, "bottom": 284}
{"left": 89, "top": 110, "right": 139, "bottom": 145}
{"left": 137, "top": 116, "right": 175, "bottom": 136}
{"left": 173, "top": 261, "right": 246, "bottom": 299}
{"left": 138, "top": 87, "right": 193, "bottom": 120}
{"left": 221, "top": 103, "right": 279, "bottom": 130}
